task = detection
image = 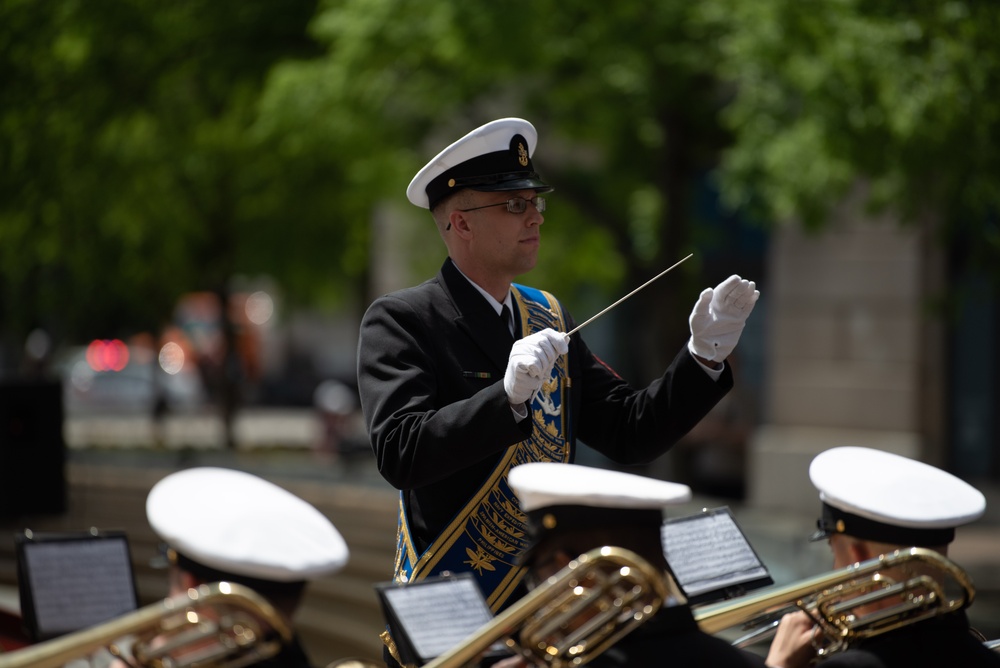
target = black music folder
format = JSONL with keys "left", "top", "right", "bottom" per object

{"left": 374, "top": 573, "right": 509, "bottom": 666}
{"left": 660, "top": 506, "right": 773, "bottom": 605}
{"left": 15, "top": 529, "right": 139, "bottom": 641}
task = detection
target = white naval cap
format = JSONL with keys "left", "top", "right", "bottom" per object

{"left": 147, "top": 467, "right": 349, "bottom": 582}
{"left": 509, "top": 462, "right": 691, "bottom": 546}
{"left": 809, "top": 446, "right": 986, "bottom": 546}
{"left": 406, "top": 117, "right": 552, "bottom": 210}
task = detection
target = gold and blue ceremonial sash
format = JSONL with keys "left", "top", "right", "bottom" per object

{"left": 392, "top": 285, "right": 571, "bottom": 612}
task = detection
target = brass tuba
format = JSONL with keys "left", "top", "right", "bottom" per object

{"left": 424, "top": 546, "right": 677, "bottom": 668}
{"left": 0, "top": 581, "right": 293, "bottom": 668}
{"left": 693, "top": 547, "right": 975, "bottom": 656}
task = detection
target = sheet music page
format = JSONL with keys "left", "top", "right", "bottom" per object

{"left": 25, "top": 538, "right": 137, "bottom": 636}
{"left": 381, "top": 576, "right": 497, "bottom": 660}
{"left": 661, "top": 510, "right": 769, "bottom": 597}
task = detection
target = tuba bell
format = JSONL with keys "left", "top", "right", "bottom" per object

{"left": 0, "top": 581, "right": 292, "bottom": 668}
{"left": 423, "top": 545, "right": 677, "bottom": 668}
{"left": 693, "top": 547, "right": 975, "bottom": 656}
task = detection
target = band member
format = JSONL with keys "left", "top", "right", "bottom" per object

{"left": 764, "top": 447, "right": 999, "bottom": 668}
{"left": 499, "top": 462, "right": 765, "bottom": 666}
{"left": 144, "top": 466, "right": 350, "bottom": 668}
{"left": 356, "top": 117, "right": 758, "bottom": 662}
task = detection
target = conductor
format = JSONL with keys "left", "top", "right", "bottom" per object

{"left": 357, "top": 117, "right": 759, "bottom": 663}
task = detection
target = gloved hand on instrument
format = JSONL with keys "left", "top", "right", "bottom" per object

{"left": 688, "top": 274, "right": 759, "bottom": 364}
{"left": 504, "top": 328, "right": 570, "bottom": 405}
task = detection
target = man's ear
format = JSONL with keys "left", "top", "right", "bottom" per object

{"left": 449, "top": 209, "right": 473, "bottom": 237}
{"left": 848, "top": 539, "right": 874, "bottom": 564}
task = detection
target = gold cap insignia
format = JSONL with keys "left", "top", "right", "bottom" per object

{"left": 517, "top": 142, "right": 529, "bottom": 167}
{"left": 542, "top": 513, "right": 557, "bottom": 530}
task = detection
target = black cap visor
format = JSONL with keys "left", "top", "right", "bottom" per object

{"left": 808, "top": 502, "right": 956, "bottom": 547}
{"left": 467, "top": 176, "right": 553, "bottom": 195}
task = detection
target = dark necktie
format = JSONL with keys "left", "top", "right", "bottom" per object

{"left": 500, "top": 304, "right": 513, "bottom": 337}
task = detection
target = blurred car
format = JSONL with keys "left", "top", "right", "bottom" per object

{"left": 55, "top": 338, "right": 207, "bottom": 416}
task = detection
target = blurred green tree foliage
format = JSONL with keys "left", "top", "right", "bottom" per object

{"left": 0, "top": 0, "right": 321, "bottom": 350}
{"left": 255, "top": 0, "right": 1000, "bottom": 374}
{"left": 708, "top": 0, "right": 1000, "bottom": 277}
{"left": 256, "top": 0, "right": 738, "bottom": 376}
{"left": 3, "top": 0, "right": 999, "bottom": 382}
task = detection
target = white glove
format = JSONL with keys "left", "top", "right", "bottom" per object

{"left": 504, "top": 328, "right": 570, "bottom": 404}
{"left": 688, "top": 275, "right": 759, "bottom": 362}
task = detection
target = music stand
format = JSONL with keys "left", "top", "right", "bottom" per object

{"left": 661, "top": 506, "right": 773, "bottom": 606}
{"left": 374, "top": 572, "right": 509, "bottom": 666}
{"left": 15, "top": 529, "right": 140, "bottom": 642}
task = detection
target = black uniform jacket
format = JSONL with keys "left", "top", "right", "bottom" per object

{"left": 357, "top": 257, "right": 733, "bottom": 552}
{"left": 587, "top": 604, "right": 767, "bottom": 667}
{"left": 817, "top": 610, "right": 1000, "bottom": 667}
{"left": 255, "top": 635, "right": 315, "bottom": 668}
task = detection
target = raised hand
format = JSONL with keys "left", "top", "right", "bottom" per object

{"left": 504, "top": 328, "right": 569, "bottom": 404}
{"left": 688, "top": 275, "right": 759, "bottom": 363}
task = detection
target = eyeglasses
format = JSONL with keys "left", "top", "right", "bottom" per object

{"left": 459, "top": 195, "right": 547, "bottom": 215}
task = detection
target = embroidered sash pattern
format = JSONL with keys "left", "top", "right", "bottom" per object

{"left": 392, "top": 286, "right": 570, "bottom": 611}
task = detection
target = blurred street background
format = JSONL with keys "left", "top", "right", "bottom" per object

{"left": 1, "top": 0, "right": 999, "bottom": 664}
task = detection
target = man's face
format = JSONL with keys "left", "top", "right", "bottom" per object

{"left": 460, "top": 189, "right": 544, "bottom": 279}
